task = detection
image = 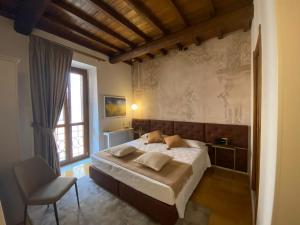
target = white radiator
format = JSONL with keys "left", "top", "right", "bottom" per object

{"left": 103, "top": 128, "right": 133, "bottom": 148}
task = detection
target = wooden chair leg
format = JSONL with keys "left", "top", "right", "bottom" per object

{"left": 24, "top": 204, "right": 27, "bottom": 225}
{"left": 75, "top": 181, "right": 80, "bottom": 208}
{"left": 53, "top": 203, "right": 60, "bottom": 225}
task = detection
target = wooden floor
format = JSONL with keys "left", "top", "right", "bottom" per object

{"left": 191, "top": 168, "right": 252, "bottom": 225}
{"left": 62, "top": 162, "right": 252, "bottom": 225}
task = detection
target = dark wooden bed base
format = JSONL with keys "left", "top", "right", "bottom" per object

{"left": 89, "top": 165, "right": 179, "bottom": 225}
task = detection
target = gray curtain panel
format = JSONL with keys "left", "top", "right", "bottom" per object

{"left": 29, "top": 36, "right": 73, "bottom": 174}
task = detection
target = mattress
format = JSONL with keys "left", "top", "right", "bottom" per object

{"left": 91, "top": 138, "right": 211, "bottom": 218}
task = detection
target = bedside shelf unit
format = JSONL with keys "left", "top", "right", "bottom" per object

{"left": 207, "top": 144, "right": 248, "bottom": 173}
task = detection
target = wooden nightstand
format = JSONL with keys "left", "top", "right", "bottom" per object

{"left": 207, "top": 144, "right": 248, "bottom": 173}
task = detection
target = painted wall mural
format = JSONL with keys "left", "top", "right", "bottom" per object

{"left": 132, "top": 31, "right": 251, "bottom": 125}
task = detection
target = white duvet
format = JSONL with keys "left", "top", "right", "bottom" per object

{"left": 91, "top": 138, "right": 211, "bottom": 218}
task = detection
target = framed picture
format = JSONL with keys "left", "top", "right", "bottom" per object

{"left": 104, "top": 95, "right": 126, "bottom": 117}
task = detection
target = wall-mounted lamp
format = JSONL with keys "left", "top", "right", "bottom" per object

{"left": 131, "top": 104, "right": 138, "bottom": 111}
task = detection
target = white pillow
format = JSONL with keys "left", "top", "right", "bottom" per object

{"left": 134, "top": 152, "right": 172, "bottom": 171}
{"left": 141, "top": 132, "right": 149, "bottom": 139}
{"left": 141, "top": 132, "right": 168, "bottom": 140}
{"left": 108, "top": 145, "right": 137, "bottom": 157}
{"left": 184, "top": 139, "right": 206, "bottom": 149}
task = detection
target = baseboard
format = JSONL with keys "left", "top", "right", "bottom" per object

{"left": 250, "top": 189, "right": 256, "bottom": 225}
{"left": 212, "top": 165, "right": 249, "bottom": 175}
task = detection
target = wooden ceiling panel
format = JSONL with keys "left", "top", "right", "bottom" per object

{"left": 213, "top": 0, "right": 253, "bottom": 14}
{"left": 48, "top": 2, "right": 129, "bottom": 51}
{"left": 175, "top": 0, "right": 213, "bottom": 24}
{"left": 105, "top": 0, "right": 162, "bottom": 39}
{"left": 141, "top": 0, "right": 184, "bottom": 32}
{"left": 93, "top": 10, "right": 144, "bottom": 44}
{"left": 2, "top": 0, "right": 253, "bottom": 61}
{"left": 37, "top": 17, "right": 116, "bottom": 56}
{"left": 110, "top": 4, "right": 253, "bottom": 63}
{"left": 65, "top": 0, "right": 98, "bottom": 15}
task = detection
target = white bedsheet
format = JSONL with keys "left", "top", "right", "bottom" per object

{"left": 91, "top": 138, "right": 211, "bottom": 218}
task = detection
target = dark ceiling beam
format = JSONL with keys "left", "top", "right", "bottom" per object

{"left": 37, "top": 17, "right": 114, "bottom": 56}
{"left": 135, "top": 57, "right": 143, "bottom": 63}
{"left": 218, "top": 29, "right": 224, "bottom": 39}
{"left": 243, "top": 20, "right": 252, "bottom": 32}
{"left": 169, "top": 0, "right": 189, "bottom": 26}
{"left": 160, "top": 48, "right": 168, "bottom": 55}
{"left": 110, "top": 4, "right": 253, "bottom": 63}
{"left": 124, "top": 0, "right": 169, "bottom": 35}
{"left": 195, "top": 37, "right": 202, "bottom": 46}
{"left": 146, "top": 53, "right": 155, "bottom": 59}
{"left": 208, "top": 0, "right": 216, "bottom": 17}
{"left": 14, "top": 0, "right": 51, "bottom": 35}
{"left": 52, "top": 0, "right": 135, "bottom": 48}
{"left": 176, "top": 43, "right": 183, "bottom": 51}
{"left": 43, "top": 12, "right": 123, "bottom": 53}
{"left": 88, "top": 0, "right": 151, "bottom": 42}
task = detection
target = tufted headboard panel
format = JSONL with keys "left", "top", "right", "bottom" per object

{"left": 132, "top": 119, "right": 249, "bottom": 149}
{"left": 205, "top": 123, "right": 249, "bottom": 148}
{"left": 132, "top": 119, "right": 150, "bottom": 134}
{"left": 174, "top": 121, "right": 205, "bottom": 141}
{"left": 150, "top": 120, "right": 174, "bottom": 135}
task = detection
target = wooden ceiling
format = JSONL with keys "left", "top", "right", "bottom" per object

{"left": 0, "top": 0, "right": 253, "bottom": 64}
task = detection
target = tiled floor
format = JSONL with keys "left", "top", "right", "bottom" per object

{"left": 61, "top": 160, "right": 252, "bottom": 225}
{"left": 61, "top": 158, "right": 91, "bottom": 178}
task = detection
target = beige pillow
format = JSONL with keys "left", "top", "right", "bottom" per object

{"left": 164, "top": 135, "right": 188, "bottom": 149}
{"left": 134, "top": 152, "right": 172, "bottom": 171}
{"left": 185, "top": 139, "right": 206, "bottom": 149}
{"left": 147, "top": 130, "right": 164, "bottom": 143}
{"left": 108, "top": 145, "right": 137, "bottom": 157}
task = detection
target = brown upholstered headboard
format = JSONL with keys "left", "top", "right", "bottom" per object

{"left": 132, "top": 119, "right": 150, "bottom": 133}
{"left": 150, "top": 120, "right": 174, "bottom": 135}
{"left": 174, "top": 121, "right": 205, "bottom": 141}
{"left": 132, "top": 119, "right": 249, "bottom": 149}
{"left": 205, "top": 123, "right": 249, "bottom": 149}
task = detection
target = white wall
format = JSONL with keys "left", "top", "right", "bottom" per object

{"left": 251, "top": 1, "right": 278, "bottom": 225}
{"left": 0, "top": 55, "right": 23, "bottom": 225}
{"left": 0, "top": 17, "right": 32, "bottom": 161}
{"left": 133, "top": 31, "right": 251, "bottom": 125}
{"left": 272, "top": 1, "right": 300, "bottom": 224}
{"left": 0, "top": 17, "right": 32, "bottom": 225}
{"left": 98, "top": 61, "right": 132, "bottom": 149}
{"left": 0, "top": 15, "right": 132, "bottom": 224}
{"left": 71, "top": 54, "right": 132, "bottom": 150}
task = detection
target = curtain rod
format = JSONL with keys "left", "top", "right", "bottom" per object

{"left": 31, "top": 34, "right": 106, "bottom": 62}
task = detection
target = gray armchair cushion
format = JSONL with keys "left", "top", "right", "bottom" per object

{"left": 14, "top": 157, "right": 57, "bottom": 200}
{"left": 28, "top": 177, "right": 76, "bottom": 205}
{"left": 14, "top": 157, "right": 77, "bottom": 205}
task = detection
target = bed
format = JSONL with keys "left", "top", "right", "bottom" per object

{"left": 91, "top": 137, "right": 210, "bottom": 215}
{"left": 89, "top": 119, "right": 249, "bottom": 225}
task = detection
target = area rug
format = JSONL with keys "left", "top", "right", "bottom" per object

{"left": 29, "top": 176, "right": 210, "bottom": 225}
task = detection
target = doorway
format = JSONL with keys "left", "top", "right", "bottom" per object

{"left": 252, "top": 25, "right": 262, "bottom": 222}
{"left": 55, "top": 67, "right": 89, "bottom": 166}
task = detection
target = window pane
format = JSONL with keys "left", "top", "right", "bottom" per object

{"left": 70, "top": 73, "right": 84, "bottom": 123}
{"left": 57, "top": 106, "right": 65, "bottom": 125}
{"left": 54, "top": 127, "right": 66, "bottom": 161}
{"left": 72, "top": 125, "right": 84, "bottom": 157}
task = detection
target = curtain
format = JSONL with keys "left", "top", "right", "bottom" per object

{"left": 29, "top": 36, "right": 73, "bottom": 175}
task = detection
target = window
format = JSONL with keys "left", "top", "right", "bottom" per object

{"left": 55, "top": 67, "right": 89, "bottom": 165}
